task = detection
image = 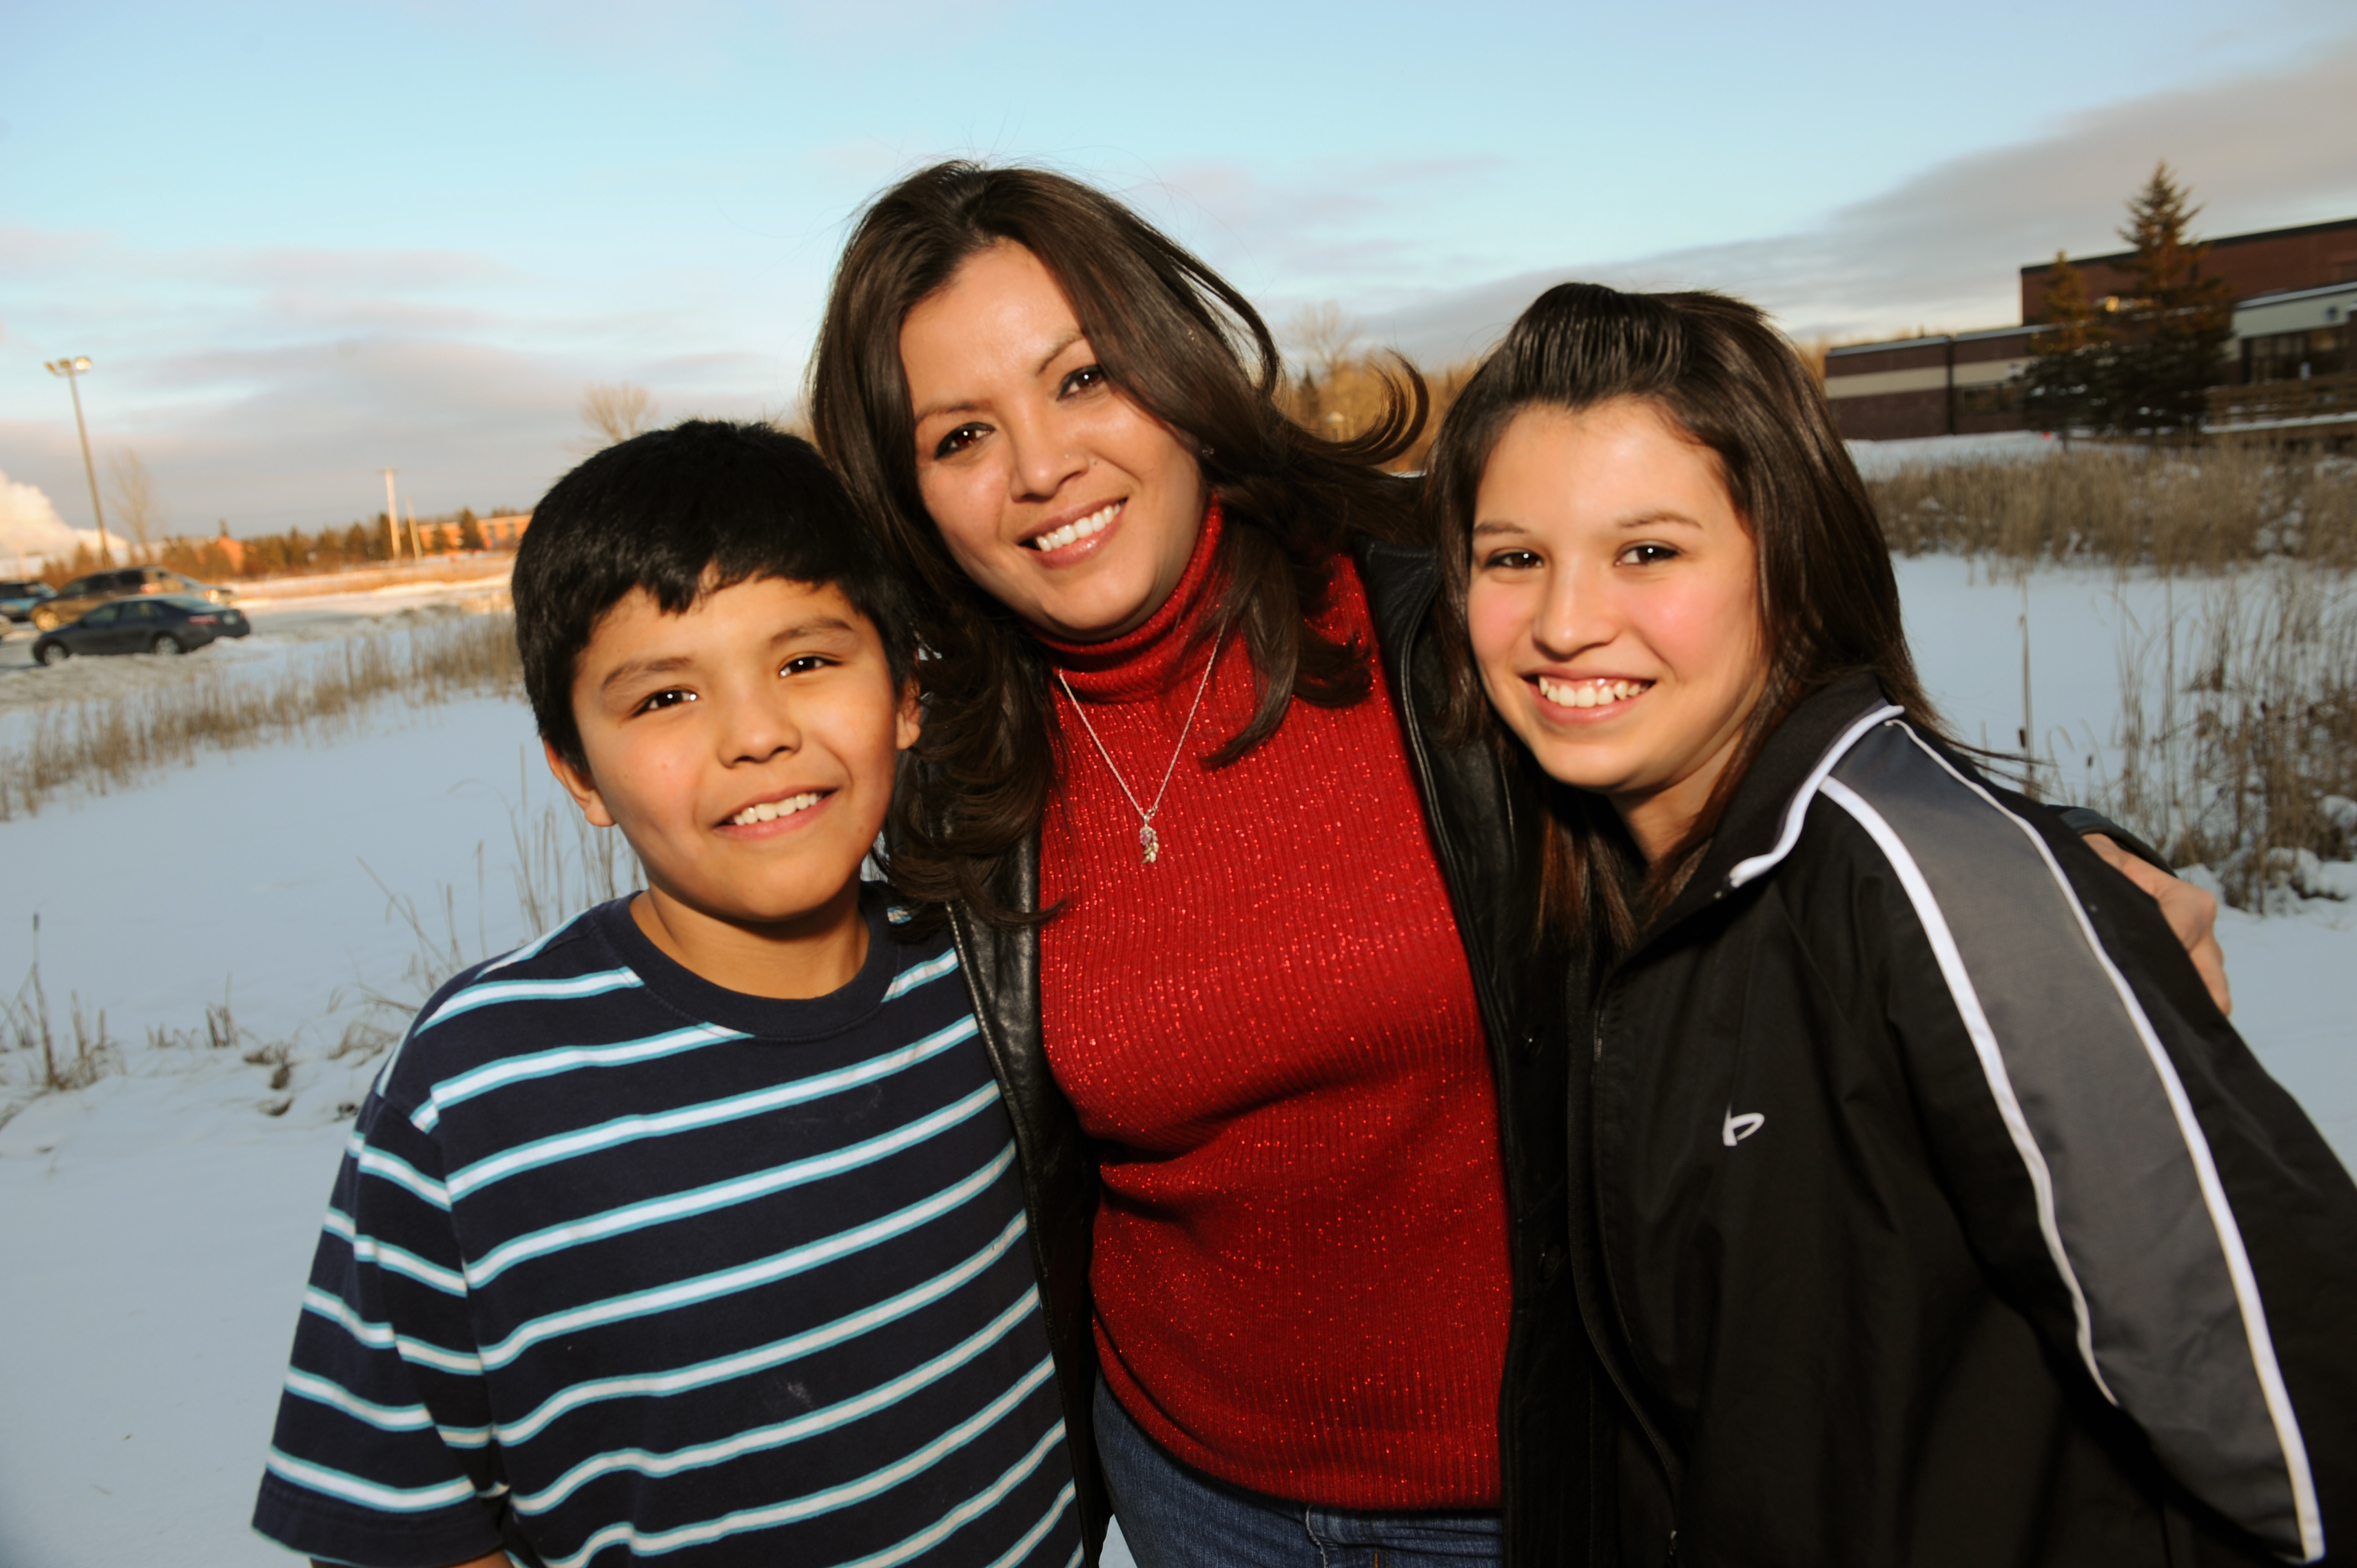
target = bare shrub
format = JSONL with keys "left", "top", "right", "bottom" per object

{"left": 578, "top": 382, "right": 658, "bottom": 450}
{"left": 1284, "top": 302, "right": 1365, "bottom": 383}
{"left": 107, "top": 449, "right": 164, "bottom": 554}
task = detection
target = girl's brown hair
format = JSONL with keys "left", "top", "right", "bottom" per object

{"left": 1425, "top": 282, "right": 1946, "bottom": 950}
{"left": 809, "top": 161, "right": 1427, "bottom": 926}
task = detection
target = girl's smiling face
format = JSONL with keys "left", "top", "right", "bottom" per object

{"left": 1467, "top": 398, "right": 1768, "bottom": 863}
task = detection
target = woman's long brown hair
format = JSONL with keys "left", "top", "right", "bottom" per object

{"left": 809, "top": 162, "right": 1427, "bottom": 927}
{"left": 1424, "top": 283, "right": 1948, "bottom": 953}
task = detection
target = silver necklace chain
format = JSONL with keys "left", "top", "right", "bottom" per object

{"left": 1055, "top": 641, "right": 1221, "bottom": 866}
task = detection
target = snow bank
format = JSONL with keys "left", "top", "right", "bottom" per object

{"left": 1846, "top": 430, "right": 2060, "bottom": 477}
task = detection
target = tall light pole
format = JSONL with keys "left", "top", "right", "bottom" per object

{"left": 380, "top": 468, "right": 403, "bottom": 561}
{"left": 44, "top": 357, "right": 114, "bottom": 567}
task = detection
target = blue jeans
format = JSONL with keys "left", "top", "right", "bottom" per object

{"left": 1095, "top": 1378, "right": 1504, "bottom": 1568}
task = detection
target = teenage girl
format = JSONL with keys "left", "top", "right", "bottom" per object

{"left": 1431, "top": 281, "right": 2356, "bottom": 1566}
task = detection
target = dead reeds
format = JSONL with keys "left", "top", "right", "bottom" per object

{"left": 2101, "top": 568, "right": 2357, "bottom": 910}
{"left": 0, "top": 916, "right": 119, "bottom": 1095}
{"left": 0, "top": 611, "right": 521, "bottom": 819}
{"left": 342, "top": 785, "right": 643, "bottom": 1069}
{"left": 1870, "top": 446, "right": 2357, "bottom": 570}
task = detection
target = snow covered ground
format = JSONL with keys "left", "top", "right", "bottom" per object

{"left": 0, "top": 558, "right": 2349, "bottom": 1567}
{"left": 1847, "top": 429, "right": 2062, "bottom": 475}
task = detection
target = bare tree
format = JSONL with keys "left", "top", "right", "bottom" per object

{"left": 107, "top": 448, "right": 164, "bottom": 555}
{"left": 577, "top": 382, "right": 658, "bottom": 450}
{"left": 1284, "top": 302, "right": 1365, "bottom": 383}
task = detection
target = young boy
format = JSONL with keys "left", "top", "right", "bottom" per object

{"left": 253, "top": 422, "right": 1083, "bottom": 1568}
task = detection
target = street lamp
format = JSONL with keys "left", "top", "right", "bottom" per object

{"left": 43, "top": 357, "right": 114, "bottom": 568}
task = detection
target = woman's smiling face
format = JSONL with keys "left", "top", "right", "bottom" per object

{"left": 1466, "top": 398, "right": 1768, "bottom": 863}
{"left": 899, "top": 241, "right": 1208, "bottom": 643}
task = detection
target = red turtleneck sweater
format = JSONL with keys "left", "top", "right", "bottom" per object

{"left": 1036, "top": 503, "right": 1511, "bottom": 1509}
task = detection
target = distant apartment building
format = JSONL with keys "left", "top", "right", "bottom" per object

{"left": 1823, "top": 215, "right": 2357, "bottom": 441}
{"left": 1821, "top": 326, "right": 2040, "bottom": 441}
{"left": 412, "top": 513, "right": 531, "bottom": 552}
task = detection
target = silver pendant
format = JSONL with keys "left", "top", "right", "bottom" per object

{"left": 1140, "top": 823, "right": 1160, "bottom": 865}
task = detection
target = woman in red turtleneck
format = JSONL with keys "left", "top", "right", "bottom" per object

{"left": 1026, "top": 493, "right": 1509, "bottom": 1509}
{"left": 811, "top": 164, "right": 1558, "bottom": 1568}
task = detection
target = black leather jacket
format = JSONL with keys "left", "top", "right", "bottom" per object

{"left": 940, "top": 538, "right": 1597, "bottom": 1566}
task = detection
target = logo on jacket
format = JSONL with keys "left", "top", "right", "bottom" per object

{"left": 1722, "top": 1109, "right": 1766, "bottom": 1146}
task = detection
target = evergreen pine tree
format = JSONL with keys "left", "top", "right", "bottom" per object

{"left": 2023, "top": 251, "right": 2113, "bottom": 441}
{"left": 2111, "top": 163, "right": 2235, "bottom": 436}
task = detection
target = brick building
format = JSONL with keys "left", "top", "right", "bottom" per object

{"left": 478, "top": 513, "right": 529, "bottom": 549}
{"left": 2019, "top": 216, "right": 2357, "bottom": 324}
{"left": 1824, "top": 214, "right": 2357, "bottom": 441}
{"left": 1822, "top": 326, "right": 2039, "bottom": 441}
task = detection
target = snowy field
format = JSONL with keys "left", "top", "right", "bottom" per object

{"left": 1, "top": 555, "right": 2351, "bottom": 1567}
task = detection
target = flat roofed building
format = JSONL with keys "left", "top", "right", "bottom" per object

{"left": 2231, "top": 281, "right": 2355, "bottom": 384}
{"left": 2206, "top": 281, "right": 2357, "bottom": 444}
{"left": 1821, "top": 326, "right": 2039, "bottom": 441}
{"left": 1828, "top": 215, "right": 2357, "bottom": 442}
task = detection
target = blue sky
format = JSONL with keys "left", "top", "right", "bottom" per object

{"left": 4, "top": 0, "right": 2355, "bottom": 545}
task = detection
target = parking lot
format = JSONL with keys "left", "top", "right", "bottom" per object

{"left": 0, "top": 570, "right": 511, "bottom": 720}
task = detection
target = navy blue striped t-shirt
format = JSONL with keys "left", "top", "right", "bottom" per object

{"left": 253, "top": 886, "right": 1079, "bottom": 1568}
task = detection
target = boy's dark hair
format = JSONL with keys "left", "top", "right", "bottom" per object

{"left": 515, "top": 419, "right": 916, "bottom": 775}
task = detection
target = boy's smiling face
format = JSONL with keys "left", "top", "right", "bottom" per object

{"left": 547, "top": 574, "right": 918, "bottom": 994}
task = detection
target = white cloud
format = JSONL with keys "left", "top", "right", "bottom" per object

{"left": 1366, "top": 40, "right": 2357, "bottom": 364}
{"left": 0, "top": 470, "right": 103, "bottom": 571}
{"left": 0, "top": 223, "right": 795, "bottom": 530}
{"left": 1131, "top": 156, "right": 1511, "bottom": 313}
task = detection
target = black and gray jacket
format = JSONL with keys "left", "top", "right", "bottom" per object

{"left": 938, "top": 538, "right": 1592, "bottom": 1566}
{"left": 1584, "top": 673, "right": 2357, "bottom": 1566}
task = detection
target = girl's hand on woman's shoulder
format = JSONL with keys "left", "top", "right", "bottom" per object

{"left": 2083, "top": 834, "right": 2230, "bottom": 1017}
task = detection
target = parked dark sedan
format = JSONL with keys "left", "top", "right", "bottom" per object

{"left": 32, "top": 595, "right": 251, "bottom": 663}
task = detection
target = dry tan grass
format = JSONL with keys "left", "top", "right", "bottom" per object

{"left": 1870, "top": 447, "right": 2357, "bottom": 571}
{"left": 233, "top": 559, "right": 514, "bottom": 601}
{"left": 0, "top": 611, "right": 521, "bottom": 820}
